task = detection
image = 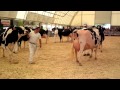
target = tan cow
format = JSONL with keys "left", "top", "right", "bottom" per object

{"left": 71, "top": 29, "right": 100, "bottom": 66}
{"left": 82, "top": 27, "right": 101, "bottom": 56}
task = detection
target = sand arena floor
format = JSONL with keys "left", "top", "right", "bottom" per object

{"left": 0, "top": 36, "right": 120, "bottom": 79}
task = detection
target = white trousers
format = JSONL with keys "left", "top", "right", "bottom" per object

{"left": 29, "top": 43, "right": 37, "bottom": 62}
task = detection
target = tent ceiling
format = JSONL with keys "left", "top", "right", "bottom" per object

{"left": 0, "top": 11, "right": 113, "bottom": 26}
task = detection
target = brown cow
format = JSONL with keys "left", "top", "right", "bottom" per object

{"left": 71, "top": 29, "right": 100, "bottom": 66}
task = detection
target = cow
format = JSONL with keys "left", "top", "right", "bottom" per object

{"left": 71, "top": 29, "right": 100, "bottom": 66}
{"left": 52, "top": 27, "right": 75, "bottom": 43}
{"left": 18, "top": 26, "right": 49, "bottom": 49}
{"left": 39, "top": 26, "right": 48, "bottom": 44}
{"left": 82, "top": 26, "right": 101, "bottom": 56}
{"left": 18, "top": 26, "right": 32, "bottom": 49}
{"left": 0, "top": 26, "right": 28, "bottom": 64}
{"left": 97, "top": 25, "right": 105, "bottom": 52}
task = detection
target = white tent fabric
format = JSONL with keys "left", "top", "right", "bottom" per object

{"left": 0, "top": 11, "right": 120, "bottom": 26}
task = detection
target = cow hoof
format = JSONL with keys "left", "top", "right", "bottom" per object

{"left": 13, "top": 52, "right": 15, "bottom": 53}
{"left": 14, "top": 52, "right": 17, "bottom": 54}
{"left": 101, "top": 50, "right": 102, "bottom": 52}
{"left": 76, "top": 61, "right": 82, "bottom": 66}
{"left": 95, "top": 58, "right": 97, "bottom": 60}
{"left": 89, "top": 55, "right": 92, "bottom": 58}
{"left": 86, "top": 54, "right": 90, "bottom": 56}
{"left": 13, "top": 62, "right": 19, "bottom": 64}
{"left": 83, "top": 54, "right": 87, "bottom": 56}
{"left": 79, "top": 63, "right": 82, "bottom": 66}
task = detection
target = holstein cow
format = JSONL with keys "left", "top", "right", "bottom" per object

{"left": 97, "top": 25, "right": 105, "bottom": 52}
{"left": 0, "top": 26, "right": 28, "bottom": 64}
{"left": 53, "top": 27, "right": 75, "bottom": 43}
{"left": 82, "top": 26, "right": 101, "bottom": 56}
{"left": 39, "top": 26, "right": 48, "bottom": 44}
{"left": 18, "top": 26, "right": 32, "bottom": 49}
{"left": 71, "top": 29, "right": 100, "bottom": 66}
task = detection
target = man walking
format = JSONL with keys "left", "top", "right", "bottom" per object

{"left": 28, "top": 27, "right": 42, "bottom": 64}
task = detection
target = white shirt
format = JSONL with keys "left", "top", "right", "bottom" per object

{"left": 29, "top": 31, "right": 41, "bottom": 44}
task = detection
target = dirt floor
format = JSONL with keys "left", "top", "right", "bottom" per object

{"left": 0, "top": 36, "right": 120, "bottom": 79}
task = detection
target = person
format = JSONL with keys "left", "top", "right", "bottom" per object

{"left": 97, "top": 25, "right": 105, "bottom": 41}
{"left": 28, "top": 27, "right": 42, "bottom": 64}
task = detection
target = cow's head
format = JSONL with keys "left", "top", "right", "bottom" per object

{"left": 24, "top": 27, "right": 31, "bottom": 35}
{"left": 19, "top": 26, "right": 28, "bottom": 35}
{"left": 15, "top": 27, "right": 24, "bottom": 34}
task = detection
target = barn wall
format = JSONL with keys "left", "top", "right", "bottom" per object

{"left": 111, "top": 11, "right": 120, "bottom": 26}
{"left": 82, "top": 14, "right": 95, "bottom": 26}
{"left": 95, "top": 11, "right": 112, "bottom": 24}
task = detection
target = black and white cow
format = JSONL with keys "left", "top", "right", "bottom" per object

{"left": 52, "top": 27, "right": 76, "bottom": 43}
{"left": 39, "top": 26, "right": 48, "bottom": 44}
{"left": 18, "top": 26, "right": 32, "bottom": 49}
{"left": 79, "top": 26, "right": 103, "bottom": 56}
{"left": 0, "top": 26, "right": 28, "bottom": 64}
{"left": 97, "top": 25, "right": 105, "bottom": 52}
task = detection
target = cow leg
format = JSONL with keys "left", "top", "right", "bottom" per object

{"left": 19, "top": 42, "right": 21, "bottom": 49}
{"left": 12, "top": 42, "right": 18, "bottom": 53}
{"left": 59, "top": 34, "right": 62, "bottom": 43}
{"left": 45, "top": 35, "right": 48, "bottom": 44}
{"left": 6, "top": 47, "right": 13, "bottom": 63}
{"left": 3, "top": 48, "right": 5, "bottom": 57}
{"left": 100, "top": 43, "right": 103, "bottom": 52}
{"left": 6, "top": 46, "right": 18, "bottom": 64}
{"left": 61, "top": 35, "right": 63, "bottom": 42}
{"left": 77, "top": 41, "right": 86, "bottom": 66}
{"left": 101, "top": 44, "right": 102, "bottom": 52}
{"left": 89, "top": 49, "right": 93, "bottom": 58}
{"left": 54, "top": 34, "right": 56, "bottom": 43}
{"left": 98, "top": 45, "right": 100, "bottom": 49}
{"left": 24, "top": 41, "right": 26, "bottom": 48}
{"left": 94, "top": 48, "right": 97, "bottom": 60}
{"left": 18, "top": 41, "right": 21, "bottom": 51}
{"left": 75, "top": 50, "right": 82, "bottom": 66}
{"left": 69, "top": 34, "right": 73, "bottom": 42}
{"left": 67, "top": 36, "right": 69, "bottom": 42}
{"left": 1, "top": 44, "right": 6, "bottom": 57}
